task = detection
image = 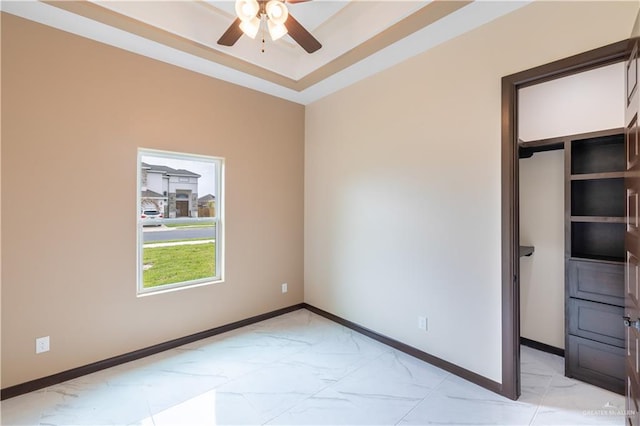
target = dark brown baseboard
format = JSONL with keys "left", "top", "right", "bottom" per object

{"left": 520, "top": 337, "right": 565, "bottom": 357}
{"left": 1, "top": 303, "right": 305, "bottom": 400}
{"left": 3, "top": 302, "right": 504, "bottom": 402}
{"left": 302, "top": 303, "right": 502, "bottom": 396}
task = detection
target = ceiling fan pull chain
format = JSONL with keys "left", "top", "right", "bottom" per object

{"left": 261, "top": 18, "right": 266, "bottom": 53}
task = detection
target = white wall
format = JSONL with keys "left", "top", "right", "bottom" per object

{"left": 305, "top": 1, "right": 637, "bottom": 384}
{"left": 146, "top": 172, "right": 164, "bottom": 194}
{"left": 169, "top": 177, "right": 198, "bottom": 193}
{"left": 519, "top": 62, "right": 625, "bottom": 141}
{"left": 519, "top": 150, "right": 565, "bottom": 348}
{"left": 518, "top": 62, "right": 625, "bottom": 350}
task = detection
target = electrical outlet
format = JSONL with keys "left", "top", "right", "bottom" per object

{"left": 418, "top": 316, "right": 428, "bottom": 331}
{"left": 281, "top": 283, "right": 288, "bottom": 293}
{"left": 36, "top": 336, "right": 50, "bottom": 354}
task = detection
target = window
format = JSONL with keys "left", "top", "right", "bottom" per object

{"left": 137, "top": 149, "right": 224, "bottom": 295}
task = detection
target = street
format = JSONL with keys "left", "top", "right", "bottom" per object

{"left": 143, "top": 226, "right": 215, "bottom": 242}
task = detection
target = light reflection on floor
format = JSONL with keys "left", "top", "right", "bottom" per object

{"left": 1, "top": 309, "right": 625, "bottom": 425}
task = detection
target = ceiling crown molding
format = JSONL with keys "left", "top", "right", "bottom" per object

{"left": 1, "top": 0, "right": 531, "bottom": 105}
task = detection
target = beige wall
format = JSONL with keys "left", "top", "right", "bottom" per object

{"left": 305, "top": 1, "right": 637, "bottom": 383}
{"left": 517, "top": 62, "right": 625, "bottom": 350}
{"left": 1, "top": 14, "right": 304, "bottom": 388}
{"left": 0, "top": 12, "right": 3, "bottom": 391}
{"left": 519, "top": 150, "right": 565, "bottom": 349}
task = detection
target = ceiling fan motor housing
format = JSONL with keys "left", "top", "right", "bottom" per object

{"left": 219, "top": 0, "right": 322, "bottom": 54}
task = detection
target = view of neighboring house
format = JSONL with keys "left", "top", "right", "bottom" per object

{"left": 141, "top": 162, "right": 201, "bottom": 218}
{"left": 197, "top": 194, "right": 216, "bottom": 218}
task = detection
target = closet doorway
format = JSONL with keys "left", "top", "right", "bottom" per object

{"left": 500, "top": 40, "right": 629, "bottom": 400}
{"left": 518, "top": 64, "right": 625, "bottom": 394}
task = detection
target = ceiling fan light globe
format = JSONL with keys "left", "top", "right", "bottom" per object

{"left": 267, "top": 20, "right": 288, "bottom": 41}
{"left": 235, "top": 0, "right": 259, "bottom": 22}
{"left": 239, "top": 17, "right": 260, "bottom": 39}
{"left": 241, "top": 4, "right": 253, "bottom": 15}
{"left": 266, "top": 0, "right": 288, "bottom": 25}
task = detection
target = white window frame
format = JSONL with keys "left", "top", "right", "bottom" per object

{"left": 137, "top": 148, "right": 224, "bottom": 296}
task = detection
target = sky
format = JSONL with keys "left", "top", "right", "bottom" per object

{"left": 142, "top": 154, "right": 217, "bottom": 197}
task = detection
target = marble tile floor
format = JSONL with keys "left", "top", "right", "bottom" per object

{"left": 1, "top": 309, "right": 625, "bottom": 425}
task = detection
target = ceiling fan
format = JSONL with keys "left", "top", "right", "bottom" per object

{"left": 217, "top": 0, "right": 322, "bottom": 54}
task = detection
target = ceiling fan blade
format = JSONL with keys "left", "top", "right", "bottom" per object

{"left": 217, "top": 17, "right": 243, "bottom": 46}
{"left": 285, "top": 14, "right": 321, "bottom": 54}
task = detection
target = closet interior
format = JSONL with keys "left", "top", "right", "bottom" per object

{"left": 518, "top": 62, "right": 626, "bottom": 395}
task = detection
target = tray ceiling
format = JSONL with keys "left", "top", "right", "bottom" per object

{"left": 1, "top": 1, "right": 531, "bottom": 104}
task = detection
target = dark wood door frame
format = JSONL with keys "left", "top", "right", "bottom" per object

{"left": 501, "top": 39, "right": 628, "bottom": 400}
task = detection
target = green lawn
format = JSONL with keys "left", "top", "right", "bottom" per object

{"left": 143, "top": 242, "right": 215, "bottom": 288}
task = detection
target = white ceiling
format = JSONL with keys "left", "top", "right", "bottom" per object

{"left": 1, "top": 0, "right": 531, "bottom": 105}
{"left": 95, "top": 0, "right": 427, "bottom": 79}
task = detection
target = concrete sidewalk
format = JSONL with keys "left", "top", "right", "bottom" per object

{"left": 144, "top": 239, "right": 215, "bottom": 248}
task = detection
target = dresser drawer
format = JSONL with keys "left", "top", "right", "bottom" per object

{"left": 568, "top": 259, "right": 624, "bottom": 306}
{"left": 567, "top": 335, "right": 625, "bottom": 395}
{"left": 568, "top": 298, "right": 624, "bottom": 348}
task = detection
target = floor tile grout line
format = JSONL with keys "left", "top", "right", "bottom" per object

{"left": 526, "top": 387, "right": 545, "bottom": 426}
{"left": 149, "top": 312, "right": 321, "bottom": 425}
{"left": 262, "top": 344, "right": 392, "bottom": 425}
{"left": 144, "top": 397, "right": 158, "bottom": 426}
{"left": 3, "top": 311, "right": 625, "bottom": 426}
{"left": 215, "top": 310, "right": 379, "bottom": 425}
{"left": 394, "top": 371, "right": 453, "bottom": 425}
{"left": 293, "top": 311, "right": 426, "bottom": 421}
{"left": 527, "top": 358, "right": 563, "bottom": 426}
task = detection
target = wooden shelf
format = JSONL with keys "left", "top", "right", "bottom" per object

{"left": 569, "top": 256, "right": 625, "bottom": 266}
{"left": 571, "top": 222, "right": 625, "bottom": 260}
{"left": 571, "top": 172, "right": 625, "bottom": 180}
{"left": 571, "top": 216, "right": 625, "bottom": 223}
{"left": 520, "top": 127, "right": 623, "bottom": 149}
{"left": 571, "top": 133, "right": 625, "bottom": 175}
{"left": 565, "top": 129, "right": 625, "bottom": 395}
{"left": 571, "top": 179, "right": 624, "bottom": 217}
{"left": 570, "top": 254, "right": 625, "bottom": 264}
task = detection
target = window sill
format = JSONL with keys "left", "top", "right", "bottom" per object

{"left": 136, "top": 278, "right": 224, "bottom": 298}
